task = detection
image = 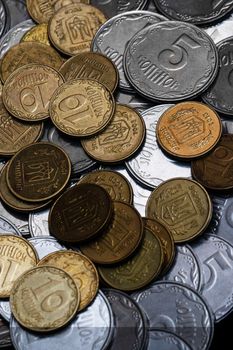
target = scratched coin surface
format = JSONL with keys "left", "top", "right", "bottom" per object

{"left": 21, "top": 23, "right": 50, "bottom": 46}
{"left": 124, "top": 21, "right": 218, "bottom": 101}
{"left": 3, "top": 64, "right": 64, "bottom": 122}
{"left": 10, "top": 266, "right": 80, "bottom": 332}
{"left": 0, "top": 235, "right": 38, "bottom": 297}
{"left": 156, "top": 102, "right": 222, "bottom": 159}
{"left": 147, "top": 330, "right": 192, "bottom": 350}
{"left": 82, "top": 104, "right": 145, "bottom": 162}
{"left": 49, "top": 79, "right": 115, "bottom": 137}
{"left": 146, "top": 178, "right": 212, "bottom": 243}
{"left": 49, "top": 183, "right": 113, "bottom": 242}
{"left": 7, "top": 142, "right": 71, "bottom": 202}
{"left": 48, "top": 4, "right": 107, "bottom": 56}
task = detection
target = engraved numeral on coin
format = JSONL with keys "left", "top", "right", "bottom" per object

{"left": 20, "top": 83, "right": 48, "bottom": 113}
{"left": 59, "top": 94, "right": 91, "bottom": 124}
{"left": 158, "top": 35, "right": 201, "bottom": 71}
{"left": 0, "top": 259, "right": 20, "bottom": 287}
{"left": 212, "top": 0, "right": 225, "bottom": 9}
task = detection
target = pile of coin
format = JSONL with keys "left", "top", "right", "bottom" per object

{"left": 0, "top": 0, "right": 233, "bottom": 349}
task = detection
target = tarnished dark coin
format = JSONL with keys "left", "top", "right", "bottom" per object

{"left": 91, "top": 0, "right": 149, "bottom": 17}
{"left": 49, "top": 183, "right": 113, "bottom": 243}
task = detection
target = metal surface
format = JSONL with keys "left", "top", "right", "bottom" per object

{"left": 147, "top": 329, "right": 192, "bottom": 350}
{"left": 28, "top": 208, "right": 50, "bottom": 237}
{"left": 91, "top": 0, "right": 149, "bottom": 18}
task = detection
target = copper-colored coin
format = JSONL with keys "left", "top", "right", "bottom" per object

{"left": 48, "top": 4, "right": 107, "bottom": 56}
{"left": 49, "top": 79, "right": 115, "bottom": 137}
{"left": 7, "top": 142, "right": 71, "bottom": 202}
{"left": 143, "top": 218, "right": 175, "bottom": 274}
{"left": 80, "top": 201, "right": 143, "bottom": 264}
{"left": 146, "top": 178, "right": 212, "bottom": 243}
{"left": 10, "top": 266, "right": 79, "bottom": 332}
{"left": 3, "top": 64, "right": 64, "bottom": 122}
{"left": 0, "top": 235, "right": 38, "bottom": 298}
{"left": 78, "top": 170, "right": 133, "bottom": 204}
{"left": 81, "top": 104, "right": 146, "bottom": 163}
{"left": 21, "top": 24, "right": 50, "bottom": 46}
{"left": 59, "top": 53, "right": 119, "bottom": 92}
{"left": 192, "top": 134, "right": 233, "bottom": 191}
{"left": 0, "top": 42, "right": 63, "bottom": 83}
{"left": 26, "top": 0, "right": 90, "bottom": 23}
{"left": 38, "top": 251, "right": 99, "bottom": 311}
{"left": 49, "top": 183, "right": 113, "bottom": 242}
{"left": 156, "top": 102, "right": 222, "bottom": 159}
{"left": 98, "top": 226, "right": 163, "bottom": 291}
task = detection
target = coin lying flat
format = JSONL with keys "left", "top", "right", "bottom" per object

{"left": 7, "top": 142, "right": 71, "bottom": 202}
{"left": 147, "top": 330, "right": 192, "bottom": 350}
{"left": 205, "top": 13, "right": 233, "bottom": 44}
{"left": 21, "top": 23, "right": 50, "bottom": 46}
{"left": 0, "top": 215, "right": 21, "bottom": 236}
{"left": 0, "top": 316, "right": 12, "bottom": 349}
{"left": 49, "top": 79, "right": 115, "bottom": 137}
{"left": 0, "top": 201, "right": 29, "bottom": 236}
{"left": 91, "top": 0, "right": 148, "bottom": 17}
{"left": 29, "top": 208, "right": 50, "bottom": 237}
{"left": 10, "top": 266, "right": 80, "bottom": 332}
{"left": 0, "top": 235, "right": 38, "bottom": 298}
{"left": 0, "top": 1, "right": 7, "bottom": 39}
{"left": 6, "top": 0, "right": 30, "bottom": 28}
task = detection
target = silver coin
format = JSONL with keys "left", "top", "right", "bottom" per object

{"left": 0, "top": 0, "right": 7, "bottom": 39}
{"left": 191, "top": 234, "right": 233, "bottom": 322}
{"left": 5, "top": 0, "right": 30, "bottom": 28}
{"left": 115, "top": 90, "right": 154, "bottom": 111}
{"left": 221, "top": 118, "right": 233, "bottom": 134}
{"left": 0, "top": 19, "right": 34, "bottom": 58}
{"left": 0, "top": 302, "right": 11, "bottom": 323}
{"left": 0, "top": 200, "right": 29, "bottom": 236}
{"left": 126, "top": 105, "right": 191, "bottom": 189}
{"left": 132, "top": 282, "right": 214, "bottom": 350}
{"left": 205, "top": 13, "right": 233, "bottom": 43}
{"left": 92, "top": 11, "right": 167, "bottom": 91}
{"left": 91, "top": 0, "right": 149, "bottom": 18}
{"left": 124, "top": 21, "right": 219, "bottom": 101}
{"left": 10, "top": 291, "right": 114, "bottom": 350}
{"left": 146, "top": 0, "right": 158, "bottom": 12}
{"left": 0, "top": 215, "right": 21, "bottom": 235}
{"left": 28, "top": 209, "right": 50, "bottom": 237}
{"left": 147, "top": 330, "right": 192, "bottom": 350}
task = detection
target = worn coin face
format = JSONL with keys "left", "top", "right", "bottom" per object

{"left": 49, "top": 183, "right": 113, "bottom": 242}
{"left": 21, "top": 24, "right": 50, "bottom": 46}
{"left": 0, "top": 235, "right": 38, "bottom": 297}
{"left": 156, "top": 102, "right": 222, "bottom": 159}
{"left": 146, "top": 178, "right": 212, "bottom": 243}
{"left": 147, "top": 330, "right": 192, "bottom": 350}
{"left": 3, "top": 64, "right": 64, "bottom": 122}
{"left": 48, "top": 4, "right": 107, "bottom": 56}
{"left": 10, "top": 266, "right": 79, "bottom": 332}
{"left": 50, "top": 79, "right": 115, "bottom": 137}
{"left": 124, "top": 21, "right": 218, "bottom": 101}
{"left": 82, "top": 104, "right": 145, "bottom": 162}
{"left": 7, "top": 142, "right": 71, "bottom": 202}
{"left": 38, "top": 251, "right": 99, "bottom": 311}
{"left": 29, "top": 208, "right": 50, "bottom": 237}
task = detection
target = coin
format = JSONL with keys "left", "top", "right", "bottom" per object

{"left": 98, "top": 226, "right": 163, "bottom": 291}
{"left": 0, "top": 42, "right": 63, "bottom": 82}
{"left": 147, "top": 330, "right": 192, "bottom": 350}
{"left": 80, "top": 201, "right": 143, "bottom": 264}
{"left": 10, "top": 266, "right": 79, "bottom": 332}
{"left": 49, "top": 79, "right": 115, "bottom": 137}
{"left": 0, "top": 235, "right": 38, "bottom": 298}
{"left": 78, "top": 170, "right": 133, "bottom": 204}
{"left": 115, "top": 89, "right": 153, "bottom": 110}
{"left": 91, "top": 0, "right": 148, "bottom": 17}
{"left": 156, "top": 102, "right": 222, "bottom": 159}
{"left": 7, "top": 142, "right": 71, "bottom": 202}
{"left": 21, "top": 23, "right": 50, "bottom": 46}
{"left": 0, "top": 1, "right": 8, "bottom": 39}
{"left": 205, "top": 13, "right": 233, "bottom": 44}
{"left": 38, "top": 251, "right": 99, "bottom": 311}
{"left": 3, "top": 64, "right": 64, "bottom": 122}
{"left": 49, "top": 183, "right": 113, "bottom": 242}
{"left": 48, "top": 4, "right": 107, "bottom": 56}
{"left": 81, "top": 104, "right": 145, "bottom": 162}
{"left": 0, "top": 201, "right": 29, "bottom": 236}
{"left": 59, "top": 52, "right": 119, "bottom": 92}
{"left": 6, "top": 0, "right": 30, "bottom": 28}
{"left": 0, "top": 317, "right": 12, "bottom": 348}
{"left": 29, "top": 208, "right": 50, "bottom": 237}
{"left": 146, "top": 178, "right": 212, "bottom": 243}
{"left": 0, "top": 215, "right": 21, "bottom": 236}
{"left": 191, "top": 134, "right": 233, "bottom": 191}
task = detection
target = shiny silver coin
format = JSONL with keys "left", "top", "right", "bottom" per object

{"left": 147, "top": 329, "right": 191, "bottom": 350}
{"left": 28, "top": 208, "right": 50, "bottom": 237}
{"left": 91, "top": 0, "right": 149, "bottom": 18}
{"left": 0, "top": 0, "right": 8, "bottom": 39}
{"left": 0, "top": 201, "right": 29, "bottom": 236}
{"left": 221, "top": 118, "right": 233, "bottom": 133}
{"left": 0, "top": 215, "right": 21, "bottom": 235}
{"left": 5, "top": 0, "right": 30, "bottom": 28}
{"left": 205, "top": 13, "right": 233, "bottom": 43}
{"left": 0, "top": 317, "right": 12, "bottom": 349}
{"left": 124, "top": 21, "right": 218, "bottom": 101}
{"left": 0, "top": 302, "right": 10, "bottom": 324}
{"left": 115, "top": 90, "right": 154, "bottom": 111}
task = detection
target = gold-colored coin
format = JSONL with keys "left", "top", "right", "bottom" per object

{"left": 0, "top": 235, "right": 38, "bottom": 298}
{"left": 81, "top": 104, "right": 145, "bottom": 162}
{"left": 0, "top": 42, "right": 63, "bottom": 83}
{"left": 3, "top": 64, "right": 64, "bottom": 122}
{"left": 156, "top": 102, "right": 222, "bottom": 159}
{"left": 146, "top": 178, "right": 212, "bottom": 243}
{"left": 59, "top": 53, "right": 119, "bottom": 92}
{"left": 26, "top": 0, "right": 90, "bottom": 23}
{"left": 98, "top": 226, "right": 163, "bottom": 291}
{"left": 48, "top": 4, "right": 107, "bottom": 56}
{"left": 78, "top": 170, "right": 133, "bottom": 204}
{"left": 10, "top": 266, "right": 79, "bottom": 332}
{"left": 49, "top": 79, "right": 115, "bottom": 137}
{"left": 21, "top": 24, "right": 50, "bottom": 46}
{"left": 38, "top": 251, "right": 99, "bottom": 311}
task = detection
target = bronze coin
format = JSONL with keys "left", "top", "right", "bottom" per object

{"left": 6, "top": 142, "right": 71, "bottom": 202}
{"left": 21, "top": 24, "right": 50, "bottom": 46}
{"left": 0, "top": 42, "right": 63, "bottom": 83}
{"left": 81, "top": 104, "right": 146, "bottom": 163}
{"left": 78, "top": 170, "right": 133, "bottom": 204}
{"left": 49, "top": 183, "right": 113, "bottom": 243}
{"left": 146, "top": 178, "right": 212, "bottom": 243}
{"left": 192, "top": 134, "right": 233, "bottom": 191}
{"left": 156, "top": 102, "right": 222, "bottom": 159}
{"left": 59, "top": 52, "right": 119, "bottom": 92}
{"left": 48, "top": 4, "right": 107, "bottom": 56}
{"left": 80, "top": 201, "right": 143, "bottom": 264}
